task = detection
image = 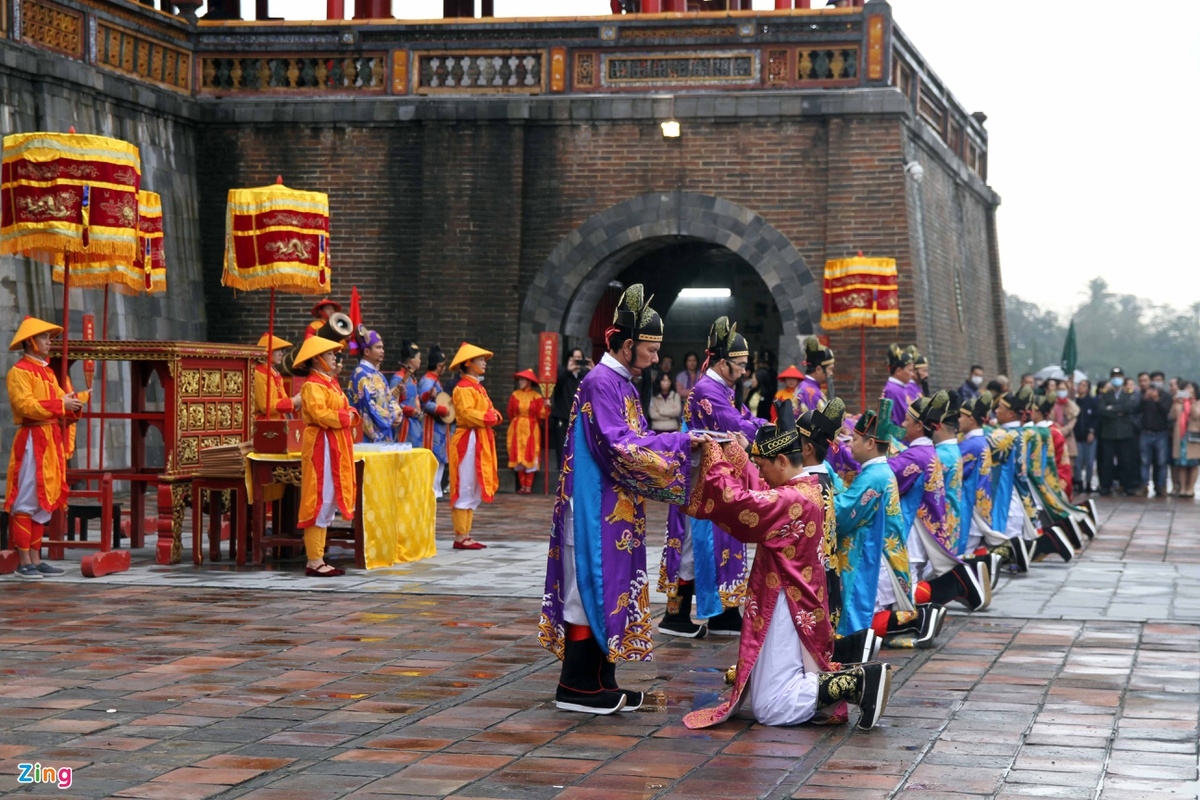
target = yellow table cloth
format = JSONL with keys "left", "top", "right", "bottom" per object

{"left": 245, "top": 448, "right": 438, "bottom": 568}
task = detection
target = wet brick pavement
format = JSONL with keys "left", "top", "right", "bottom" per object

{"left": 1, "top": 494, "right": 1198, "bottom": 799}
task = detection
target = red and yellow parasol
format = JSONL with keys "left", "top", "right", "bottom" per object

{"left": 52, "top": 190, "right": 167, "bottom": 296}
{"left": 821, "top": 254, "right": 899, "bottom": 411}
{"left": 222, "top": 178, "right": 331, "bottom": 416}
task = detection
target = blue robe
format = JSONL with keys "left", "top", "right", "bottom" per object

{"left": 418, "top": 372, "right": 448, "bottom": 464}
{"left": 389, "top": 370, "right": 424, "bottom": 447}
{"left": 935, "top": 440, "right": 965, "bottom": 556}
{"left": 958, "top": 430, "right": 993, "bottom": 548}
{"left": 349, "top": 361, "right": 399, "bottom": 443}
{"left": 832, "top": 458, "right": 909, "bottom": 635}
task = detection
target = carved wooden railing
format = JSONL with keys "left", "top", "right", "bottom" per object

{"left": 5, "top": 0, "right": 986, "bottom": 176}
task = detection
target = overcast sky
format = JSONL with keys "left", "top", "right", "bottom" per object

{"left": 261, "top": 0, "right": 1200, "bottom": 317}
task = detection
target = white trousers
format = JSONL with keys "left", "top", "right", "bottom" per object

{"left": 745, "top": 592, "right": 819, "bottom": 726}
{"left": 315, "top": 435, "right": 336, "bottom": 528}
{"left": 679, "top": 517, "right": 695, "bottom": 581}
{"left": 560, "top": 502, "right": 588, "bottom": 627}
{"left": 454, "top": 432, "right": 482, "bottom": 511}
{"left": 13, "top": 437, "right": 51, "bottom": 523}
{"left": 433, "top": 462, "right": 445, "bottom": 499}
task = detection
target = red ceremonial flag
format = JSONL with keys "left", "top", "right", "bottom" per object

{"left": 347, "top": 285, "right": 362, "bottom": 354}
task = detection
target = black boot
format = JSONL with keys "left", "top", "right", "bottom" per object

{"left": 1031, "top": 526, "right": 1073, "bottom": 563}
{"left": 657, "top": 582, "right": 707, "bottom": 638}
{"left": 965, "top": 551, "right": 1003, "bottom": 591}
{"left": 1086, "top": 498, "right": 1098, "bottom": 526}
{"left": 705, "top": 606, "right": 743, "bottom": 637}
{"left": 826, "top": 568, "right": 843, "bottom": 633}
{"left": 1003, "top": 536, "right": 1030, "bottom": 573}
{"left": 1059, "top": 516, "right": 1083, "bottom": 550}
{"left": 885, "top": 604, "right": 944, "bottom": 649}
{"left": 816, "top": 662, "right": 893, "bottom": 730}
{"left": 925, "top": 563, "right": 990, "bottom": 611}
{"left": 599, "top": 656, "right": 643, "bottom": 711}
{"left": 1077, "top": 514, "right": 1096, "bottom": 540}
{"left": 832, "top": 629, "right": 878, "bottom": 664}
{"left": 555, "top": 637, "right": 627, "bottom": 714}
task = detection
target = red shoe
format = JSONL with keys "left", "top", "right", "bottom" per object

{"left": 305, "top": 564, "right": 345, "bottom": 577}
{"left": 453, "top": 539, "right": 487, "bottom": 550}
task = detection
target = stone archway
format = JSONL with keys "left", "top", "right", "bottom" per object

{"left": 518, "top": 191, "right": 821, "bottom": 369}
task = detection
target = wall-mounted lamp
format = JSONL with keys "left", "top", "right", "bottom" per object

{"left": 661, "top": 120, "right": 681, "bottom": 139}
{"left": 679, "top": 287, "right": 731, "bottom": 299}
{"left": 904, "top": 160, "right": 924, "bottom": 184}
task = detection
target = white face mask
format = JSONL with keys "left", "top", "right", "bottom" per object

{"left": 970, "top": 375, "right": 983, "bottom": 387}
{"left": 1056, "top": 389, "right": 1069, "bottom": 399}
{"left": 1110, "top": 377, "right": 1125, "bottom": 389}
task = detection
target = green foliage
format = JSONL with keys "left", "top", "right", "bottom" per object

{"left": 1007, "top": 278, "right": 1200, "bottom": 383}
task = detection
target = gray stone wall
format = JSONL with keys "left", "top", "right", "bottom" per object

{"left": 0, "top": 41, "right": 206, "bottom": 477}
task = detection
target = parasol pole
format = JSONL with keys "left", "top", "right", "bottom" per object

{"left": 266, "top": 287, "right": 277, "bottom": 421}
{"left": 98, "top": 283, "right": 109, "bottom": 470}
{"left": 860, "top": 326, "right": 866, "bottom": 413}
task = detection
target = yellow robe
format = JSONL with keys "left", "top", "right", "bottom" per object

{"left": 449, "top": 375, "right": 501, "bottom": 504}
{"left": 297, "top": 371, "right": 356, "bottom": 527}
{"left": 253, "top": 364, "right": 295, "bottom": 420}
{"left": 4, "top": 356, "right": 83, "bottom": 515}
{"left": 506, "top": 388, "right": 546, "bottom": 470}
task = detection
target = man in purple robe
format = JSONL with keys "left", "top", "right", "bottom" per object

{"left": 881, "top": 343, "right": 914, "bottom": 428}
{"left": 797, "top": 336, "right": 835, "bottom": 414}
{"left": 890, "top": 391, "right": 990, "bottom": 612}
{"left": 659, "top": 317, "right": 765, "bottom": 638}
{"left": 538, "top": 285, "right": 702, "bottom": 715}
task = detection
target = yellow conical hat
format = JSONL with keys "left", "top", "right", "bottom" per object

{"left": 9, "top": 317, "right": 63, "bottom": 351}
{"left": 449, "top": 342, "right": 493, "bottom": 369}
{"left": 256, "top": 333, "right": 293, "bottom": 351}
{"left": 293, "top": 336, "right": 342, "bottom": 367}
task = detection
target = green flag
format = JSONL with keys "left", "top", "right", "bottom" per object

{"left": 1061, "top": 319, "right": 1077, "bottom": 375}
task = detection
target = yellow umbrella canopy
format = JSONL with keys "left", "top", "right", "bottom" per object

{"left": 1, "top": 132, "right": 141, "bottom": 263}
{"left": 51, "top": 190, "right": 167, "bottom": 294}
{"left": 222, "top": 181, "right": 331, "bottom": 294}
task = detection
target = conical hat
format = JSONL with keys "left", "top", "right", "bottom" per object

{"left": 513, "top": 369, "right": 539, "bottom": 384}
{"left": 777, "top": 365, "right": 804, "bottom": 381}
{"left": 257, "top": 333, "right": 293, "bottom": 351}
{"left": 293, "top": 336, "right": 342, "bottom": 367}
{"left": 9, "top": 317, "right": 63, "bottom": 351}
{"left": 450, "top": 342, "right": 493, "bottom": 369}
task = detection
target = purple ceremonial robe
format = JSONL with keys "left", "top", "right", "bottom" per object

{"left": 538, "top": 359, "right": 692, "bottom": 663}
{"left": 881, "top": 378, "right": 910, "bottom": 427}
{"left": 797, "top": 375, "right": 825, "bottom": 414}
{"left": 660, "top": 373, "right": 764, "bottom": 617}
{"left": 888, "top": 443, "right": 958, "bottom": 560}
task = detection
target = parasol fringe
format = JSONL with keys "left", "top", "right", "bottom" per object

{"left": 221, "top": 272, "right": 328, "bottom": 295}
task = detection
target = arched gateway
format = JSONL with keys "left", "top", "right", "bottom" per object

{"left": 518, "top": 191, "right": 822, "bottom": 370}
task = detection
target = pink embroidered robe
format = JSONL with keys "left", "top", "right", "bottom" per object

{"left": 681, "top": 441, "right": 844, "bottom": 729}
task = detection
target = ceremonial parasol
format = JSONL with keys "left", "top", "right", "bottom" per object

{"left": 49, "top": 189, "right": 168, "bottom": 469}
{"left": 1, "top": 130, "right": 142, "bottom": 392}
{"left": 222, "top": 177, "right": 331, "bottom": 419}
{"left": 820, "top": 253, "right": 899, "bottom": 412}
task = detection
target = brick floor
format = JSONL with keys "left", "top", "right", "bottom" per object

{"left": 0, "top": 495, "right": 1198, "bottom": 798}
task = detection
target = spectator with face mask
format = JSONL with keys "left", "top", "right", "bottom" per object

{"left": 1048, "top": 379, "right": 1080, "bottom": 483}
{"left": 960, "top": 365, "right": 985, "bottom": 401}
{"left": 1097, "top": 367, "right": 1140, "bottom": 496}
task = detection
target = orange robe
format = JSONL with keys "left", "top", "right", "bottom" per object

{"left": 304, "top": 319, "right": 324, "bottom": 340}
{"left": 769, "top": 387, "right": 797, "bottom": 423}
{"left": 506, "top": 388, "right": 546, "bottom": 470}
{"left": 449, "top": 375, "right": 501, "bottom": 504}
{"left": 4, "top": 356, "right": 83, "bottom": 515}
{"left": 297, "top": 371, "right": 356, "bottom": 528}
{"left": 253, "top": 364, "right": 295, "bottom": 420}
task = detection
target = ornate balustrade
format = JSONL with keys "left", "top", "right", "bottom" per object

{"left": 4, "top": 0, "right": 986, "bottom": 173}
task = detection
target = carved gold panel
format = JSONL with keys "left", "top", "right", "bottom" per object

{"left": 188, "top": 403, "right": 205, "bottom": 432}
{"left": 179, "top": 369, "right": 201, "bottom": 397}
{"left": 232, "top": 403, "right": 244, "bottom": 430}
{"left": 222, "top": 435, "right": 241, "bottom": 446}
{"left": 216, "top": 403, "right": 233, "bottom": 430}
{"left": 204, "top": 404, "right": 217, "bottom": 430}
{"left": 200, "top": 436, "right": 220, "bottom": 451}
{"left": 177, "top": 404, "right": 188, "bottom": 435}
{"left": 178, "top": 436, "right": 199, "bottom": 465}
{"left": 222, "top": 370, "right": 244, "bottom": 397}
{"left": 22, "top": 0, "right": 83, "bottom": 59}
{"left": 201, "top": 370, "right": 222, "bottom": 397}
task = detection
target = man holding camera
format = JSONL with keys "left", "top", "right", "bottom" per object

{"left": 550, "top": 348, "right": 592, "bottom": 473}
{"left": 1137, "top": 370, "right": 1173, "bottom": 497}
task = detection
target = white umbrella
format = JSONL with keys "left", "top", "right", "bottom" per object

{"left": 1033, "top": 364, "right": 1067, "bottom": 381}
